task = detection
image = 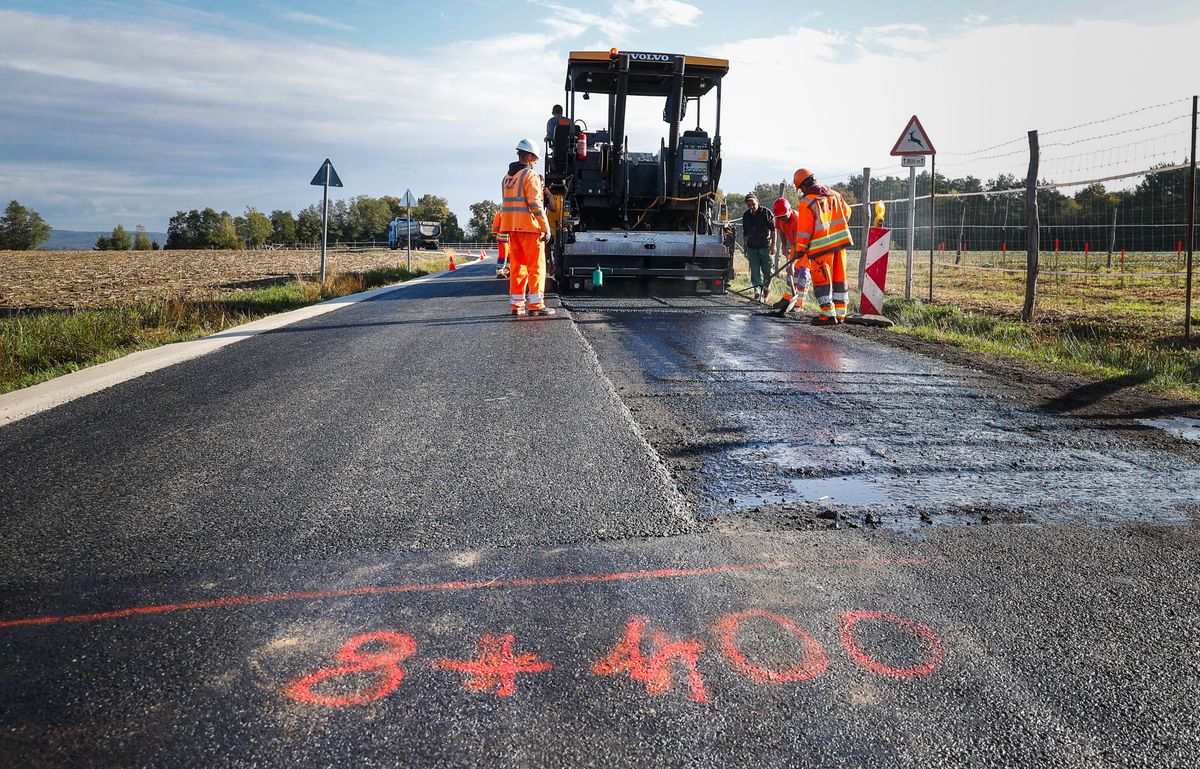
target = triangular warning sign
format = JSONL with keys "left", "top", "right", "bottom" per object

{"left": 310, "top": 159, "right": 343, "bottom": 187}
{"left": 890, "top": 116, "right": 935, "bottom": 156}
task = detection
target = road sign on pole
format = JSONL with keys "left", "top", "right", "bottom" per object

{"left": 891, "top": 116, "right": 936, "bottom": 300}
{"left": 310, "top": 159, "right": 343, "bottom": 284}
{"left": 402, "top": 188, "right": 417, "bottom": 272}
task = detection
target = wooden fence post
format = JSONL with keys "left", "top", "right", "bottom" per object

{"left": 929, "top": 156, "right": 936, "bottom": 302}
{"left": 859, "top": 167, "right": 871, "bottom": 297}
{"left": 1186, "top": 95, "right": 1197, "bottom": 339}
{"left": 955, "top": 205, "right": 966, "bottom": 265}
{"left": 1106, "top": 206, "right": 1118, "bottom": 269}
{"left": 1022, "top": 130, "right": 1040, "bottom": 322}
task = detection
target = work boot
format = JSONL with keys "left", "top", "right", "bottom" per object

{"left": 529, "top": 307, "right": 557, "bottom": 317}
{"left": 512, "top": 307, "right": 527, "bottom": 317}
{"left": 812, "top": 315, "right": 837, "bottom": 326}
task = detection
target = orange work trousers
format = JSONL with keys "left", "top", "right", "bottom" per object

{"left": 507, "top": 231, "right": 546, "bottom": 310}
{"left": 810, "top": 248, "right": 848, "bottom": 318}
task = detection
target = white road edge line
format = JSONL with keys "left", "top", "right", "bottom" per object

{"left": 0, "top": 262, "right": 481, "bottom": 429}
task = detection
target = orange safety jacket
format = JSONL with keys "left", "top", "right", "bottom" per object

{"left": 500, "top": 165, "right": 547, "bottom": 234}
{"left": 774, "top": 210, "right": 800, "bottom": 256}
{"left": 791, "top": 190, "right": 853, "bottom": 260}
{"left": 490, "top": 211, "right": 508, "bottom": 242}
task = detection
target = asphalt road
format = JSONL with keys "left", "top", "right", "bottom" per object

{"left": 2, "top": 260, "right": 1199, "bottom": 768}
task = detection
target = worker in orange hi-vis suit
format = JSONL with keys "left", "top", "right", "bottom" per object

{"left": 490, "top": 210, "right": 509, "bottom": 279}
{"left": 786, "top": 168, "right": 853, "bottom": 325}
{"left": 771, "top": 197, "right": 809, "bottom": 311}
{"left": 499, "top": 138, "right": 554, "bottom": 317}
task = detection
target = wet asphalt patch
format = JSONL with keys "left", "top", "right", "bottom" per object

{"left": 572, "top": 295, "right": 1200, "bottom": 532}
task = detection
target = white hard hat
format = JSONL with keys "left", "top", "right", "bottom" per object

{"left": 515, "top": 138, "right": 538, "bottom": 158}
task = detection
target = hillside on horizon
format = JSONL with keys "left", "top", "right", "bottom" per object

{"left": 42, "top": 229, "right": 169, "bottom": 251}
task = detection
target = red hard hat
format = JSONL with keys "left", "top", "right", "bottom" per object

{"left": 772, "top": 198, "right": 792, "bottom": 217}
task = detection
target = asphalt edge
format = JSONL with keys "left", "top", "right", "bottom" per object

{"left": 0, "top": 266, "right": 468, "bottom": 429}
{"left": 556, "top": 295, "right": 696, "bottom": 526}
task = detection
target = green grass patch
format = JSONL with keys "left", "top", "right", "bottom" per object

{"left": 883, "top": 297, "right": 1200, "bottom": 397}
{"left": 0, "top": 265, "right": 427, "bottom": 394}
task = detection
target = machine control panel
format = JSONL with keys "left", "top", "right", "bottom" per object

{"left": 678, "top": 136, "right": 711, "bottom": 189}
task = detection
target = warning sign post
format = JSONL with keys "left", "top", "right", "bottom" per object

{"left": 890, "top": 116, "right": 935, "bottom": 300}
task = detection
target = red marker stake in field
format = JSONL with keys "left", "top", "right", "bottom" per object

{"left": 593, "top": 616, "right": 709, "bottom": 703}
{"left": 434, "top": 632, "right": 552, "bottom": 698}
{"left": 838, "top": 611, "right": 946, "bottom": 679}
{"left": 286, "top": 631, "right": 416, "bottom": 707}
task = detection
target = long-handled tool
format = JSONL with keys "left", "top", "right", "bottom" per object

{"left": 731, "top": 259, "right": 787, "bottom": 299}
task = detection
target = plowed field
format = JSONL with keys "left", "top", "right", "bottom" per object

{"left": 0, "top": 249, "right": 449, "bottom": 310}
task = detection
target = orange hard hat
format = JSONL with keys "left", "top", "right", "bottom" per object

{"left": 772, "top": 198, "right": 792, "bottom": 217}
{"left": 793, "top": 168, "right": 815, "bottom": 188}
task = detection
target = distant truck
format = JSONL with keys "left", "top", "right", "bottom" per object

{"left": 388, "top": 218, "right": 442, "bottom": 250}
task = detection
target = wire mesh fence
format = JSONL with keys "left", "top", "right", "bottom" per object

{"left": 819, "top": 97, "right": 1199, "bottom": 337}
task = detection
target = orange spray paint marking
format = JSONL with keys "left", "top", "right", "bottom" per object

{"left": 838, "top": 611, "right": 946, "bottom": 679}
{"left": 434, "top": 632, "right": 551, "bottom": 698}
{"left": 285, "top": 631, "right": 416, "bottom": 707}
{"left": 713, "top": 609, "right": 829, "bottom": 684}
{"left": 592, "top": 616, "right": 709, "bottom": 703}
{"left": 0, "top": 558, "right": 932, "bottom": 631}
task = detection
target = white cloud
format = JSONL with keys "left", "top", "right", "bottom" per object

{"left": 616, "top": 0, "right": 702, "bottom": 29}
{"left": 534, "top": 1, "right": 632, "bottom": 40}
{"left": 710, "top": 17, "right": 1200, "bottom": 195}
{"left": 0, "top": 8, "right": 1195, "bottom": 229}
{"left": 278, "top": 10, "right": 355, "bottom": 32}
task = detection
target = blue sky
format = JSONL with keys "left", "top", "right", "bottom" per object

{"left": 0, "top": 0, "right": 1195, "bottom": 232}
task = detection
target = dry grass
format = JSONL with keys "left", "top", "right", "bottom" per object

{"left": 916, "top": 251, "right": 1194, "bottom": 340}
{"left": 0, "top": 261, "right": 452, "bottom": 393}
{"left": 0, "top": 248, "right": 457, "bottom": 310}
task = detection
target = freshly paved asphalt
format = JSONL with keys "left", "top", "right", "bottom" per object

{"left": 2, "top": 260, "right": 1199, "bottom": 768}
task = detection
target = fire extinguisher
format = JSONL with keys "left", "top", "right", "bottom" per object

{"left": 576, "top": 131, "right": 588, "bottom": 161}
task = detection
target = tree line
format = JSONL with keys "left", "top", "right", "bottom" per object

{"left": 165, "top": 194, "right": 506, "bottom": 249}
{"left": 0, "top": 194, "right": 507, "bottom": 252}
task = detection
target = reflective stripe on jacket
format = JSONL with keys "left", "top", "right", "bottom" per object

{"left": 791, "top": 191, "right": 852, "bottom": 259}
{"left": 491, "top": 211, "right": 509, "bottom": 242}
{"left": 500, "top": 167, "right": 547, "bottom": 233}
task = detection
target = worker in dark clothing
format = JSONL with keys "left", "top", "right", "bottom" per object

{"left": 545, "top": 105, "right": 565, "bottom": 143}
{"left": 741, "top": 192, "right": 775, "bottom": 302}
{"left": 723, "top": 225, "right": 735, "bottom": 257}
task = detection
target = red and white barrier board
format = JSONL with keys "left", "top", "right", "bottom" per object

{"left": 861, "top": 227, "right": 891, "bottom": 316}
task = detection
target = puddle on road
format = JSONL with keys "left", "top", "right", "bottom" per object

{"left": 790, "top": 476, "right": 890, "bottom": 506}
{"left": 699, "top": 460, "right": 1199, "bottom": 532}
{"left": 1140, "top": 418, "right": 1200, "bottom": 444}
